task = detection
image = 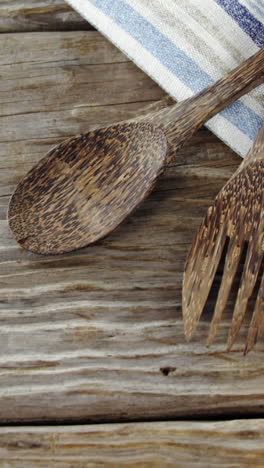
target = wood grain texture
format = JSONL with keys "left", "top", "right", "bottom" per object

{"left": 1, "top": 420, "right": 264, "bottom": 467}
{"left": 0, "top": 31, "right": 165, "bottom": 196}
{"left": 1, "top": 30, "right": 264, "bottom": 424}
{"left": 0, "top": 0, "right": 91, "bottom": 32}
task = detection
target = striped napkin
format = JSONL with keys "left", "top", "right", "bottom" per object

{"left": 66, "top": 0, "right": 264, "bottom": 157}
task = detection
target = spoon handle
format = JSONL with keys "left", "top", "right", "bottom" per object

{"left": 147, "top": 48, "right": 264, "bottom": 164}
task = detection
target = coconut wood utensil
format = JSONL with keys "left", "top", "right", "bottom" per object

{"left": 8, "top": 49, "right": 264, "bottom": 255}
{"left": 183, "top": 122, "right": 264, "bottom": 354}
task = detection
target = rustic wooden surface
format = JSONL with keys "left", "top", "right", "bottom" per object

{"left": 1, "top": 420, "right": 264, "bottom": 467}
{"left": 1, "top": 29, "right": 264, "bottom": 425}
{"left": 1, "top": 9, "right": 264, "bottom": 465}
{"left": 0, "top": 0, "right": 92, "bottom": 32}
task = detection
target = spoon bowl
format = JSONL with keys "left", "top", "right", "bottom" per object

{"left": 8, "top": 122, "right": 167, "bottom": 254}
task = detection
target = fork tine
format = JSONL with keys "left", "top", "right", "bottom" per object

{"left": 227, "top": 241, "right": 263, "bottom": 351}
{"left": 207, "top": 237, "right": 243, "bottom": 346}
{"left": 244, "top": 268, "right": 264, "bottom": 354}
{"left": 183, "top": 204, "right": 226, "bottom": 340}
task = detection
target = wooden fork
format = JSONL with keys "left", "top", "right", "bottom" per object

{"left": 182, "top": 122, "right": 264, "bottom": 354}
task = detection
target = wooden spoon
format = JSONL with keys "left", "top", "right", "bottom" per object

{"left": 8, "top": 50, "right": 264, "bottom": 254}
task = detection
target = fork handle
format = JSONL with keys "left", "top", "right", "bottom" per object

{"left": 229, "top": 122, "right": 264, "bottom": 180}
{"left": 234, "top": 122, "right": 264, "bottom": 176}
{"left": 244, "top": 122, "right": 264, "bottom": 164}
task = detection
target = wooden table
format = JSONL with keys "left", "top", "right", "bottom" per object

{"left": 1, "top": 2, "right": 264, "bottom": 465}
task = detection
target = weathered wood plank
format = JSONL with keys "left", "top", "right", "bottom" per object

{"left": 1, "top": 420, "right": 264, "bottom": 467}
{"left": 0, "top": 0, "right": 91, "bottom": 32}
{"left": 1, "top": 30, "right": 263, "bottom": 424}
{"left": 0, "top": 31, "right": 165, "bottom": 196}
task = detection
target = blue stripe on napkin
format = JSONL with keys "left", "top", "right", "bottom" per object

{"left": 89, "top": 0, "right": 210, "bottom": 90}
{"left": 215, "top": 0, "right": 264, "bottom": 46}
